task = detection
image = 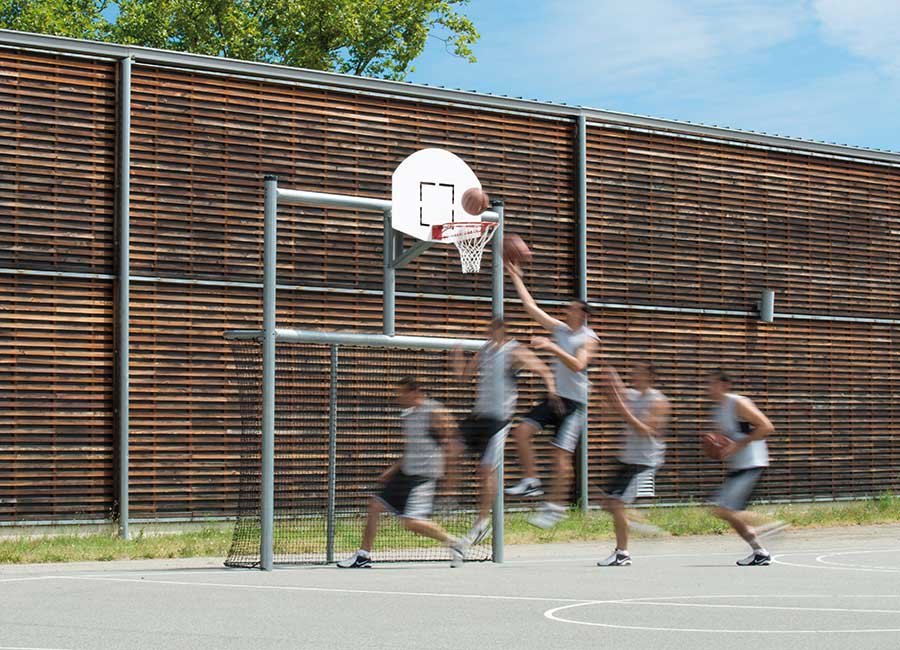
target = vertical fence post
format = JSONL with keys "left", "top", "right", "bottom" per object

{"left": 326, "top": 345, "right": 339, "bottom": 563}
{"left": 261, "top": 176, "right": 278, "bottom": 571}
{"left": 117, "top": 56, "right": 132, "bottom": 540}
{"left": 491, "top": 200, "right": 505, "bottom": 563}
{"left": 383, "top": 209, "right": 395, "bottom": 335}
{"left": 576, "top": 113, "right": 589, "bottom": 513}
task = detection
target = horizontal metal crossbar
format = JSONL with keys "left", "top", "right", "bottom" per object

{"left": 225, "top": 328, "right": 485, "bottom": 351}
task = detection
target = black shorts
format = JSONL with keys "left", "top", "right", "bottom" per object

{"left": 523, "top": 397, "right": 584, "bottom": 453}
{"left": 376, "top": 471, "right": 436, "bottom": 520}
{"left": 605, "top": 462, "right": 654, "bottom": 505}
{"left": 459, "top": 414, "right": 508, "bottom": 466}
{"left": 714, "top": 467, "right": 765, "bottom": 512}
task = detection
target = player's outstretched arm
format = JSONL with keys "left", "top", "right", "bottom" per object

{"left": 505, "top": 262, "right": 563, "bottom": 333}
{"left": 600, "top": 366, "right": 660, "bottom": 437}
{"left": 533, "top": 331, "right": 597, "bottom": 373}
{"left": 450, "top": 347, "right": 478, "bottom": 383}
{"left": 512, "top": 345, "right": 558, "bottom": 396}
{"left": 736, "top": 398, "right": 774, "bottom": 441}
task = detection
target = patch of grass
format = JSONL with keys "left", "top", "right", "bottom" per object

{"left": 2, "top": 495, "right": 898, "bottom": 564}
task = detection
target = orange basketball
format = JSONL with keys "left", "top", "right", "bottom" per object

{"left": 462, "top": 187, "right": 490, "bottom": 215}
{"left": 503, "top": 234, "right": 532, "bottom": 267}
{"left": 701, "top": 433, "right": 733, "bottom": 461}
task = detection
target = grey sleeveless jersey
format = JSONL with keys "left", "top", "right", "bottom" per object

{"left": 619, "top": 388, "right": 667, "bottom": 467}
{"left": 474, "top": 340, "right": 518, "bottom": 420}
{"left": 553, "top": 325, "right": 598, "bottom": 404}
{"left": 401, "top": 399, "right": 444, "bottom": 479}
{"left": 715, "top": 393, "right": 769, "bottom": 471}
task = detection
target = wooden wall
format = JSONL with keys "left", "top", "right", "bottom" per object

{"left": 1, "top": 47, "right": 898, "bottom": 522}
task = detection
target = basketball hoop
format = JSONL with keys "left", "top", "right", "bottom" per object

{"left": 432, "top": 222, "right": 497, "bottom": 273}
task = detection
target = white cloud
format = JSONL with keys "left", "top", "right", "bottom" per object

{"left": 526, "top": 0, "right": 807, "bottom": 91}
{"left": 814, "top": 0, "right": 900, "bottom": 75}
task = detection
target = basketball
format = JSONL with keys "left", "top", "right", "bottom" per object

{"left": 462, "top": 187, "right": 490, "bottom": 215}
{"left": 701, "top": 433, "right": 733, "bottom": 461}
{"left": 503, "top": 233, "right": 532, "bottom": 267}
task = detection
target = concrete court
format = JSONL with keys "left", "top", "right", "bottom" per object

{"left": 3, "top": 524, "right": 900, "bottom": 650}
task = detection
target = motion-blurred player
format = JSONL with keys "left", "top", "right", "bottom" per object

{"left": 451, "top": 317, "right": 558, "bottom": 544}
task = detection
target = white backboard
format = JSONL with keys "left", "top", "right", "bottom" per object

{"left": 391, "top": 148, "right": 483, "bottom": 241}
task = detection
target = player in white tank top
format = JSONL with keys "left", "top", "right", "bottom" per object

{"left": 504, "top": 262, "right": 599, "bottom": 529}
{"left": 707, "top": 370, "right": 785, "bottom": 566}
{"left": 451, "top": 317, "right": 557, "bottom": 543}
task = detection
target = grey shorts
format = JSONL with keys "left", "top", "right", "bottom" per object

{"left": 713, "top": 467, "right": 765, "bottom": 512}
{"left": 376, "top": 472, "right": 436, "bottom": 521}
{"left": 605, "top": 462, "right": 655, "bottom": 505}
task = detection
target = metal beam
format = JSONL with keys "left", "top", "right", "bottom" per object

{"left": 490, "top": 200, "right": 505, "bottom": 564}
{"left": 2, "top": 29, "right": 899, "bottom": 166}
{"left": 383, "top": 210, "right": 395, "bottom": 335}
{"left": 277, "top": 188, "right": 391, "bottom": 212}
{"left": 116, "top": 56, "right": 132, "bottom": 540}
{"left": 576, "top": 113, "right": 589, "bottom": 514}
{"left": 225, "top": 329, "right": 485, "bottom": 352}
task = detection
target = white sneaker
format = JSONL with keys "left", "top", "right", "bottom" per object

{"left": 337, "top": 550, "right": 372, "bottom": 568}
{"left": 449, "top": 539, "right": 467, "bottom": 568}
{"left": 505, "top": 477, "right": 544, "bottom": 497}
{"left": 466, "top": 518, "right": 491, "bottom": 545}
{"left": 736, "top": 550, "right": 771, "bottom": 566}
{"left": 597, "top": 549, "right": 632, "bottom": 566}
{"left": 528, "top": 503, "right": 567, "bottom": 529}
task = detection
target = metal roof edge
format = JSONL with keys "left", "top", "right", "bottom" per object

{"left": 3, "top": 28, "right": 900, "bottom": 166}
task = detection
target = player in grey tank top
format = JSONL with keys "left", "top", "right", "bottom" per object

{"left": 707, "top": 370, "right": 784, "bottom": 567}
{"left": 504, "top": 262, "right": 598, "bottom": 529}
{"left": 597, "top": 363, "right": 670, "bottom": 566}
{"left": 452, "top": 317, "right": 557, "bottom": 543}
{"left": 337, "top": 377, "right": 468, "bottom": 569}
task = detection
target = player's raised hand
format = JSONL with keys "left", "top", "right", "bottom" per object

{"left": 531, "top": 335, "right": 552, "bottom": 351}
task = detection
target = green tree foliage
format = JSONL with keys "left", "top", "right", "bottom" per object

{"left": 0, "top": 0, "right": 478, "bottom": 80}
{"left": 0, "top": 0, "right": 110, "bottom": 40}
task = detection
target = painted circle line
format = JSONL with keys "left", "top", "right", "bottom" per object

{"left": 773, "top": 546, "right": 900, "bottom": 574}
{"left": 544, "top": 594, "right": 900, "bottom": 634}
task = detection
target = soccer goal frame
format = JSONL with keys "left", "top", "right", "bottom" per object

{"left": 228, "top": 176, "right": 506, "bottom": 570}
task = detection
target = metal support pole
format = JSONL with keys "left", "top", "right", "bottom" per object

{"left": 326, "top": 345, "right": 338, "bottom": 563}
{"left": 576, "top": 113, "right": 589, "bottom": 513}
{"left": 117, "top": 56, "right": 132, "bottom": 540}
{"left": 261, "top": 175, "right": 278, "bottom": 571}
{"left": 491, "top": 200, "right": 505, "bottom": 563}
{"left": 383, "top": 209, "right": 395, "bottom": 335}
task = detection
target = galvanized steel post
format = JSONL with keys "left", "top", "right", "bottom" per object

{"left": 576, "top": 113, "right": 589, "bottom": 513}
{"left": 491, "top": 200, "right": 505, "bottom": 563}
{"left": 326, "top": 345, "right": 338, "bottom": 563}
{"left": 383, "top": 209, "right": 395, "bottom": 335}
{"left": 261, "top": 176, "right": 278, "bottom": 570}
{"left": 117, "top": 56, "right": 132, "bottom": 540}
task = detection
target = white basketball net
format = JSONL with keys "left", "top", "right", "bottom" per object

{"left": 434, "top": 222, "right": 497, "bottom": 273}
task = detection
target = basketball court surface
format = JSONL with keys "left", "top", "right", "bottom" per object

{"left": 4, "top": 524, "right": 900, "bottom": 650}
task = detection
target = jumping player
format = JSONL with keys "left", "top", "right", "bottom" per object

{"left": 337, "top": 377, "right": 467, "bottom": 568}
{"left": 451, "top": 317, "right": 558, "bottom": 544}
{"left": 503, "top": 262, "right": 598, "bottom": 529}
{"left": 707, "top": 370, "right": 782, "bottom": 566}
{"left": 596, "top": 363, "right": 670, "bottom": 566}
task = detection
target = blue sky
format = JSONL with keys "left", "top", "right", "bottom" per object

{"left": 408, "top": 0, "right": 900, "bottom": 152}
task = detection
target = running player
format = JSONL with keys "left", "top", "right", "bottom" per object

{"left": 503, "top": 262, "right": 598, "bottom": 529}
{"left": 596, "top": 363, "right": 670, "bottom": 566}
{"left": 451, "top": 317, "right": 559, "bottom": 544}
{"left": 707, "top": 370, "right": 781, "bottom": 566}
{"left": 337, "top": 377, "right": 467, "bottom": 568}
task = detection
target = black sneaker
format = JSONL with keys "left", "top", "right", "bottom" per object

{"left": 736, "top": 551, "right": 771, "bottom": 566}
{"left": 337, "top": 551, "right": 372, "bottom": 568}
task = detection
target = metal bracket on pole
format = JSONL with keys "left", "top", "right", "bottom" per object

{"left": 392, "top": 239, "right": 435, "bottom": 270}
{"left": 326, "top": 345, "right": 338, "bottom": 564}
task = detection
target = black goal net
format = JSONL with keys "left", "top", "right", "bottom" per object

{"left": 225, "top": 338, "right": 494, "bottom": 567}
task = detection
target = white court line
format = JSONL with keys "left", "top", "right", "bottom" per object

{"left": 815, "top": 549, "right": 900, "bottom": 572}
{"left": 0, "top": 577, "right": 58, "bottom": 584}
{"left": 0, "top": 646, "right": 76, "bottom": 650}
{"left": 545, "top": 595, "right": 900, "bottom": 634}
{"left": 773, "top": 547, "right": 900, "bottom": 574}
{"left": 60, "top": 576, "right": 594, "bottom": 604}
